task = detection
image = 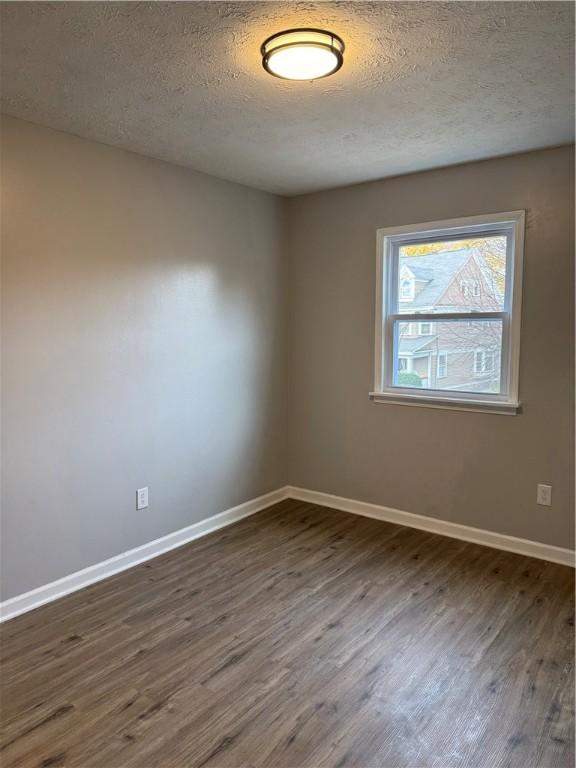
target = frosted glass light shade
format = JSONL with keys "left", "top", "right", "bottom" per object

{"left": 261, "top": 29, "right": 345, "bottom": 81}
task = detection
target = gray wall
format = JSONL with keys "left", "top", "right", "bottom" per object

{"left": 287, "top": 146, "right": 574, "bottom": 549}
{"left": 1, "top": 116, "right": 287, "bottom": 599}
{"left": 2, "top": 119, "right": 573, "bottom": 601}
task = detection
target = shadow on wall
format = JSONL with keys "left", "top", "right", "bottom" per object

{"left": 1, "top": 116, "right": 286, "bottom": 598}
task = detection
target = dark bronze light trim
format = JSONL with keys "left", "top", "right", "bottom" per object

{"left": 261, "top": 28, "right": 345, "bottom": 80}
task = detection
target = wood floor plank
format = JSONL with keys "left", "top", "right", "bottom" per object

{"left": 1, "top": 500, "right": 574, "bottom": 767}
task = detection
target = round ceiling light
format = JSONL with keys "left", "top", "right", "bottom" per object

{"left": 261, "top": 28, "right": 345, "bottom": 81}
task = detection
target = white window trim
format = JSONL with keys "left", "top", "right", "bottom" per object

{"left": 473, "top": 348, "right": 485, "bottom": 375}
{"left": 371, "top": 211, "right": 525, "bottom": 415}
{"left": 461, "top": 278, "right": 481, "bottom": 298}
{"left": 437, "top": 352, "right": 448, "bottom": 379}
{"left": 473, "top": 348, "right": 496, "bottom": 375}
{"left": 400, "top": 278, "right": 414, "bottom": 300}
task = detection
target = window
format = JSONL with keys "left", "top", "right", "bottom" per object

{"left": 372, "top": 211, "right": 524, "bottom": 414}
{"left": 400, "top": 277, "right": 414, "bottom": 300}
{"left": 474, "top": 349, "right": 495, "bottom": 375}
{"left": 473, "top": 349, "right": 485, "bottom": 374}
{"left": 437, "top": 352, "right": 448, "bottom": 379}
{"left": 399, "top": 322, "right": 415, "bottom": 336}
{"left": 461, "top": 279, "right": 480, "bottom": 298}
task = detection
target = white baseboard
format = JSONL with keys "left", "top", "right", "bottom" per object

{"left": 286, "top": 486, "right": 575, "bottom": 568}
{"left": 0, "top": 487, "right": 290, "bottom": 623}
{"left": 3, "top": 484, "right": 573, "bottom": 623}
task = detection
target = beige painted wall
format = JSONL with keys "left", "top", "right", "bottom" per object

{"left": 1, "top": 116, "right": 287, "bottom": 599}
{"left": 287, "top": 146, "right": 575, "bottom": 549}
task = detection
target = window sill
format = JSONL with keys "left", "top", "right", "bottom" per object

{"left": 369, "top": 391, "right": 521, "bottom": 415}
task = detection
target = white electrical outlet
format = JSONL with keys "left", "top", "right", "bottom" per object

{"left": 536, "top": 484, "right": 552, "bottom": 507}
{"left": 136, "top": 487, "right": 149, "bottom": 510}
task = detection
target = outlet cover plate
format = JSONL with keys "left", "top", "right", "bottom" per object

{"left": 137, "top": 487, "right": 149, "bottom": 510}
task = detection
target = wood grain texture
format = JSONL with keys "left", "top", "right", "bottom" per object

{"left": 1, "top": 499, "right": 574, "bottom": 768}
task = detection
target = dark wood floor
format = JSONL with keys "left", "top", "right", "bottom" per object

{"left": 0, "top": 500, "right": 574, "bottom": 768}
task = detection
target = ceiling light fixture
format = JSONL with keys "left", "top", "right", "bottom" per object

{"left": 261, "top": 28, "right": 345, "bottom": 81}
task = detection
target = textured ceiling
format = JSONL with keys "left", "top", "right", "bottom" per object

{"left": 1, "top": 1, "right": 574, "bottom": 195}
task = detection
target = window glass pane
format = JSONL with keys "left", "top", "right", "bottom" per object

{"left": 394, "top": 319, "right": 503, "bottom": 394}
{"left": 397, "top": 236, "right": 506, "bottom": 314}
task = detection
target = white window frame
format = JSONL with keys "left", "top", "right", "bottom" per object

{"left": 461, "top": 278, "right": 481, "bottom": 298}
{"left": 371, "top": 211, "right": 525, "bottom": 415}
{"left": 400, "top": 277, "right": 414, "bottom": 300}
{"left": 437, "top": 352, "right": 448, "bottom": 379}
{"left": 398, "top": 357, "right": 409, "bottom": 371}
{"left": 473, "top": 349, "right": 486, "bottom": 375}
{"left": 418, "top": 321, "right": 432, "bottom": 336}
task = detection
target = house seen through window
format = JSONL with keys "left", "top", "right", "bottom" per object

{"left": 373, "top": 212, "right": 524, "bottom": 413}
